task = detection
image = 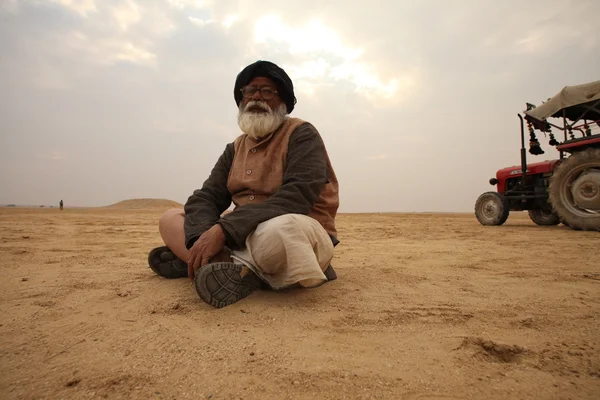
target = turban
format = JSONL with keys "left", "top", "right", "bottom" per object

{"left": 234, "top": 60, "right": 297, "bottom": 114}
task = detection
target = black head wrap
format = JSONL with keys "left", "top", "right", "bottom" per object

{"left": 234, "top": 60, "right": 297, "bottom": 114}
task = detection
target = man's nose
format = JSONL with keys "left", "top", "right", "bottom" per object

{"left": 251, "top": 89, "right": 263, "bottom": 100}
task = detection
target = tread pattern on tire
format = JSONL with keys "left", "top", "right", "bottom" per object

{"left": 549, "top": 148, "right": 600, "bottom": 231}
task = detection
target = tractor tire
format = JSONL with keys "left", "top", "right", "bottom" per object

{"left": 475, "top": 192, "right": 509, "bottom": 226}
{"left": 549, "top": 148, "right": 600, "bottom": 231}
{"left": 527, "top": 209, "right": 560, "bottom": 226}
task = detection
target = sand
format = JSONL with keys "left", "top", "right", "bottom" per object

{"left": 0, "top": 203, "right": 599, "bottom": 400}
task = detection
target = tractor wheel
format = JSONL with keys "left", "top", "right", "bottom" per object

{"left": 527, "top": 209, "right": 560, "bottom": 226}
{"left": 549, "top": 148, "right": 600, "bottom": 231}
{"left": 475, "top": 192, "right": 509, "bottom": 226}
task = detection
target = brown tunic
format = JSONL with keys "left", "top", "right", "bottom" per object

{"left": 183, "top": 118, "right": 339, "bottom": 250}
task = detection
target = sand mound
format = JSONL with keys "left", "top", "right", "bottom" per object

{"left": 105, "top": 198, "right": 183, "bottom": 210}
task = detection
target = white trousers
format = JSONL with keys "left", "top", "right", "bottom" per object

{"left": 231, "top": 214, "right": 335, "bottom": 290}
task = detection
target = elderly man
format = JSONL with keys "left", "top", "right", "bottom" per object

{"left": 148, "top": 60, "right": 340, "bottom": 308}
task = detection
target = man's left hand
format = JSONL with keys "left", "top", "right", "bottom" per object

{"left": 187, "top": 224, "right": 226, "bottom": 280}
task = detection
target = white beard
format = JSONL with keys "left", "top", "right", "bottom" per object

{"left": 237, "top": 101, "right": 288, "bottom": 140}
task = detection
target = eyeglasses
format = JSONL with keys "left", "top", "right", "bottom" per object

{"left": 240, "top": 86, "right": 278, "bottom": 100}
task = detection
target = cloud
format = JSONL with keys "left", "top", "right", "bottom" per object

{"left": 189, "top": 16, "right": 213, "bottom": 27}
{"left": 367, "top": 154, "right": 388, "bottom": 161}
{"left": 252, "top": 14, "right": 413, "bottom": 102}
{"left": 112, "top": 0, "right": 141, "bottom": 31}
{"left": 11, "top": 1, "right": 415, "bottom": 102}
{"left": 51, "top": 0, "right": 97, "bottom": 17}
{"left": 222, "top": 14, "right": 241, "bottom": 29}
{"left": 254, "top": 15, "right": 362, "bottom": 59}
{"left": 39, "top": 152, "right": 67, "bottom": 161}
{"left": 331, "top": 63, "right": 418, "bottom": 101}
{"left": 66, "top": 31, "right": 156, "bottom": 66}
{"left": 1, "top": 0, "right": 20, "bottom": 13}
{"left": 166, "top": 0, "right": 210, "bottom": 9}
{"left": 24, "top": 1, "right": 183, "bottom": 69}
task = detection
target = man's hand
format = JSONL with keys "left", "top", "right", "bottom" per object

{"left": 187, "top": 224, "right": 227, "bottom": 280}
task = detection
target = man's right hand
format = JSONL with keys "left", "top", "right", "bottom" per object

{"left": 187, "top": 224, "right": 227, "bottom": 280}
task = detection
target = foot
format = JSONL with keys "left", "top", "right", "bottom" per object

{"left": 148, "top": 246, "right": 188, "bottom": 279}
{"left": 194, "top": 262, "right": 264, "bottom": 308}
{"left": 324, "top": 265, "right": 337, "bottom": 281}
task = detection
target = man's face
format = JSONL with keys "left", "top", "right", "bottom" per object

{"left": 237, "top": 76, "right": 288, "bottom": 140}
{"left": 241, "top": 77, "right": 283, "bottom": 112}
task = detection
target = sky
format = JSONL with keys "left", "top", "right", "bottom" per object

{"left": 1, "top": 0, "right": 598, "bottom": 212}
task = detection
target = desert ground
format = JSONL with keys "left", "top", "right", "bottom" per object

{"left": 0, "top": 200, "right": 598, "bottom": 400}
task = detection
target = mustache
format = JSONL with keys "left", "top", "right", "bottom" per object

{"left": 243, "top": 100, "right": 271, "bottom": 113}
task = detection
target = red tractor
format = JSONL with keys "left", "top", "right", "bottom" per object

{"left": 475, "top": 80, "right": 600, "bottom": 231}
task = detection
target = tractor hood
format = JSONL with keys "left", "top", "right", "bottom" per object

{"left": 497, "top": 160, "right": 560, "bottom": 180}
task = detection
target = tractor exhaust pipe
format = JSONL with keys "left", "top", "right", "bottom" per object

{"left": 518, "top": 114, "right": 528, "bottom": 184}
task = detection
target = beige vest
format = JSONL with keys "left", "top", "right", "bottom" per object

{"left": 227, "top": 117, "right": 339, "bottom": 238}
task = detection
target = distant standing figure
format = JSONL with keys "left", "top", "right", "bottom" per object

{"left": 59, "top": 200, "right": 63, "bottom": 211}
